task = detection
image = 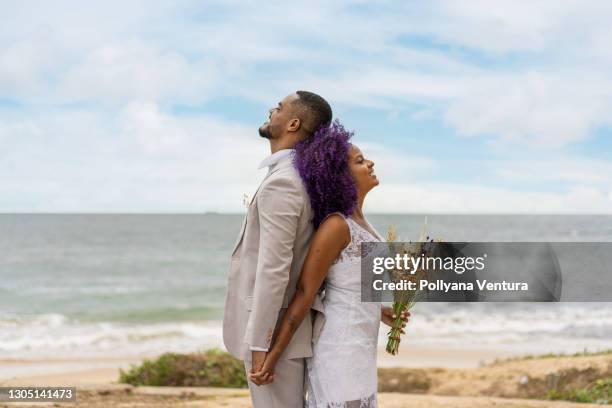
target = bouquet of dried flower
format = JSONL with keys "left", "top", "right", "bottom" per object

{"left": 385, "top": 217, "right": 439, "bottom": 355}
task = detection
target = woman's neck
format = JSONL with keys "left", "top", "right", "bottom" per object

{"left": 351, "top": 194, "right": 366, "bottom": 220}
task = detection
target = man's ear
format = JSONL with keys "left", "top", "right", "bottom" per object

{"left": 287, "top": 118, "right": 301, "bottom": 132}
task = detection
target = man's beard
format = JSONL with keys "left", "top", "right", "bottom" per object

{"left": 259, "top": 124, "right": 272, "bottom": 139}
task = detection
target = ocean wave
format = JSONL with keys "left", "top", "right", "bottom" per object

{"left": 0, "top": 313, "right": 224, "bottom": 358}
{"left": 406, "top": 303, "right": 612, "bottom": 339}
{"left": 3, "top": 303, "right": 612, "bottom": 359}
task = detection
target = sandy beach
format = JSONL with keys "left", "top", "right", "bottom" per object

{"left": 0, "top": 386, "right": 604, "bottom": 408}
{"left": 1, "top": 347, "right": 609, "bottom": 407}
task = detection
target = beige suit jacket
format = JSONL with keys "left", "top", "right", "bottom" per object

{"left": 222, "top": 154, "right": 324, "bottom": 361}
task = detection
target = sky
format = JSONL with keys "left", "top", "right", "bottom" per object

{"left": 1, "top": 0, "right": 612, "bottom": 213}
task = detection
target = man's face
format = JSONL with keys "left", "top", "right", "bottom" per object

{"left": 258, "top": 93, "right": 299, "bottom": 139}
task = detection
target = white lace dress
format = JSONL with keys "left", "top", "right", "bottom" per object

{"left": 307, "top": 214, "right": 384, "bottom": 408}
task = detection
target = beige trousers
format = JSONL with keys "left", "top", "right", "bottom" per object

{"left": 244, "top": 357, "right": 306, "bottom": 408}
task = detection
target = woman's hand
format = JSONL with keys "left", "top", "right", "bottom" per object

{"left": 381, "top": 306, "right": 410, "bottom": 333}
{"left": 248, "top": 352, "right": 280, "bottom": 386}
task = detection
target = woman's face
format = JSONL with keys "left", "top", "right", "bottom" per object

{"left": 348, "top": 145, "right": 378, "bottom": 195}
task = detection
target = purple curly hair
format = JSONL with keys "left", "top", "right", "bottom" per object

{"left": 293, "top": 119, "right": 357, "bottom": 229}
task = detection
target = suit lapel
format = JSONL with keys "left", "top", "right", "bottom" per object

{"left": 230, "top": 156, "right": 293, "bottom": 255}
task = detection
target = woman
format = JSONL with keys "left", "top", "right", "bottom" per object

{"left": 249, "top": 120, "right": 410, "bottom": 407}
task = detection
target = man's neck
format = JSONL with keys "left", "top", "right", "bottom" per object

{"left": 269, "top": 136, "right": 297, "bottom": 154}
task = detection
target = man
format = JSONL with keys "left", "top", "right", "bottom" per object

{"left": 223, "top": 91, "right": 333, "bottom": 407}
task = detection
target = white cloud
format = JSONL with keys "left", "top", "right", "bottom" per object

{"left": 4, "top": 2, "right": 612, "bottom": 149}
{"left": 367, "top": 183, "right": 612, "bottom": 214}
{"left": 226, "top": 1, "right": 612, "bottom": 149}
{"left": 120, "top": 100, "right": 187, "bottom": 153}
{"left": 60, "top": 40, "right": 217, "bottom": 104}
{"left": 495, "top": 155, "right": 612, "bottom": 186}
{"left": 0, "top": 120, "right": 43, "bottom": 144}
{"left": 355, "top": 140, "right": 437, "bottom": 182}
{"left": 0, "top": 24, "right": 63, "bottom": 98}
{"left": 443, "top": 70, "right": 612, "bottom": 149}
{"left": 0, "top": 104, "right": 268, "bottom": 212}
{"left": 1, "top": 1, "right": 612, "bottom": 212}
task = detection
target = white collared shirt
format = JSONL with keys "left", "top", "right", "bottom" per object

{"left": 258, "top": 149, "right": 293, "bottom": 171}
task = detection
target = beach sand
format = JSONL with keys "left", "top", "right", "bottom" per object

{"left": 0, "top": 386, "right": 604, "bottom": 408}
{"left": 1, "top": 348, "right": 609, "bottom": 407}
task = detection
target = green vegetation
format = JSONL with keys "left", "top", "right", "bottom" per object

{"left": 119, "top": 348, "right": 247, "bottom": 388}
{"left": 490, "top": 349, "right": 612, "bottom": 365}
{"left": 547, "top": 377, "right": 611, "bottom": 404}
{"left": 117, "top": 347, "right": 611, "bottom": 406}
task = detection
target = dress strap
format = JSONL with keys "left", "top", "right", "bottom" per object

{"left": 343, "top": 216, "right": 358, "bottom": 238}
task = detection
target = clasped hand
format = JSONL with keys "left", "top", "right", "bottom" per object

{"left": 248, "top": 306, "right": 410, "bottom": 386}
{"left": 248, "top": 350, "right": 277, "bottom": 386}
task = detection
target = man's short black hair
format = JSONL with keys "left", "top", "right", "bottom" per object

{"left": 293, "top": 90, "right": 333, "bottom": 137}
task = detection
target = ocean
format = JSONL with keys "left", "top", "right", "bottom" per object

{"left": 1, "top": 214, "right": 611, "bottom": 359}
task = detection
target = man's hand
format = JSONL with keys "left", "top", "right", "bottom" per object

{"left": 249, "top": 351, "right": 275, "bottom": 386}
{"left": 381, "top": 306, "right": 410, "bottom": 333}
{"left": 249, "top": 349, "right": 279, "bottom": 386}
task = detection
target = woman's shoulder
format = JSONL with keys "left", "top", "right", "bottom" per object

{"left": 317, "top": 213, "right": 351, "bottom": 247}
{"left": 318, "top": 212, "right": 349, "bottom": 232}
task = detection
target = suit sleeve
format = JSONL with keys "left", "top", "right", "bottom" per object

{"left": 244, "top": 174, "right": 302, "bottom": 350}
